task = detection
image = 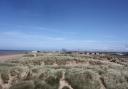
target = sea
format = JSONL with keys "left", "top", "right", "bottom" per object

{"left": 0, "top": 50, "right": 30, "bottom": 56}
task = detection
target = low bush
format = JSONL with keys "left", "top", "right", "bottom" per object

{"left": 65, "top": 69, "right": 101, "bottom": 89}
{"left": 9, "top": 81, "right": 35, "bottom": 89}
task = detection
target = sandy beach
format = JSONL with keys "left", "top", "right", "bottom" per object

{"left": 0, "top": 54, "right": 24, "bottom": 62}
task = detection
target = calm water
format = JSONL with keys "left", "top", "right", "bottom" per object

{"left": 0, "top": 50, "right": 30, "bottom": 56}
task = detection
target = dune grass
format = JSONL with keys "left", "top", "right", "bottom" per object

{"left": 0, "top": 53, "right": 128, "bottom": 89}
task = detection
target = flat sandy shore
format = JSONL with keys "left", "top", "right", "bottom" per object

{"left": 0, "top": 54, "right": 24, "bottom": 62}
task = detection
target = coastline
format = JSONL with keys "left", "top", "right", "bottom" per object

{"left": 0, "top": 54, "right": 24, "bottom": 62}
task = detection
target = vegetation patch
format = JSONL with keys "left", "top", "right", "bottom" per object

{"left": 0, "top": 53, "right": 128, "bottom": 89}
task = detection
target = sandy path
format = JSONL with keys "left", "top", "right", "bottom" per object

{"left": 58, "top": 71, "right": 73, "bottom": 89}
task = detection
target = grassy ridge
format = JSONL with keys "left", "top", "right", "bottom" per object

{"left": 0, "top": 53, "right": 128, "bottom": 89}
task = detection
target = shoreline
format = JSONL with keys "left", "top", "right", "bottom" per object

{"left": 0, "top": 54, "right": 24, "bottom": 62}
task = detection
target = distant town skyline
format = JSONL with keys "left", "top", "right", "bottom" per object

{"left": 0, "top": 0, "right": 128, "bottom": 51}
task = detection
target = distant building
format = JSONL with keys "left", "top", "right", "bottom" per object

{"left": 31, "top": 50, "right": 40, "bottom": 57}
{"left": 85, "top": 52, "right": 101, "bottom": 55}
{"left": 96, "top": 53, "right": 100, "bottom": 55}
{"left": 32, "top": 50, "right": 40, "bottom": 53}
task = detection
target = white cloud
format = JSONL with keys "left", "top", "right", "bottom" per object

{"left": 0, "top": 30, "right": 128, "bottom": 51}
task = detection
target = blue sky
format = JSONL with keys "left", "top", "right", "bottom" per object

{"left": 0, "top": 0, "right": 128, "bottom": 51}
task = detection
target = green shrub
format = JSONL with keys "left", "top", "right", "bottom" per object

{"left": 34, "top": 80, "right": 52, "bottom": 89}
{"left": 9, "top": 81, "right": 35, "bottom": 89}
{"left": 1, "top": 72, "right": 9, "bottom": 83}
{"left": 65, "top": 69, "right": 101, "bottom": 89}
{"left": 102, "top": 69, "right": 128, "bottom": 89}
{"left": 45, "top": 76, "right": 59, "bottom": 86}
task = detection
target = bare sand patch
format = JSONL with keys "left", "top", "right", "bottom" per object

{"left": 0, "top": 54, "right": 24, "bottom": 62}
